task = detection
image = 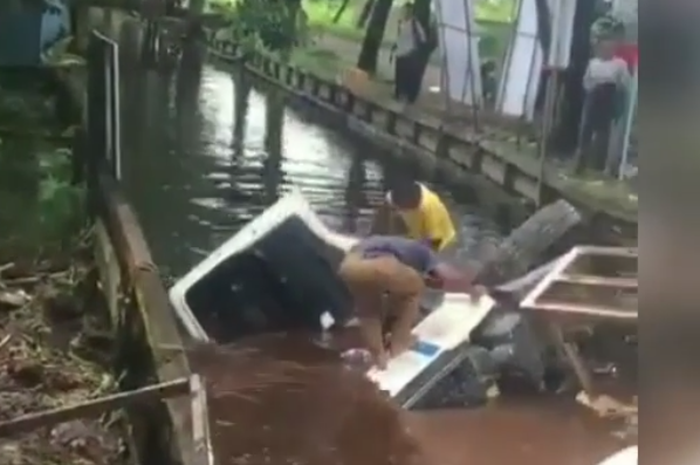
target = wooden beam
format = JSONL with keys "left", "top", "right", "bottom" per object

{"left": 0, "top": 377, "right": 192, "bottom": 438}
{"left": 189, "top": 375, "right": 213, "bottom": 465}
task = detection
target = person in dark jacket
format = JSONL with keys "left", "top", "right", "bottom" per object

{"left": 392, "top": 2, "right": 426, "bottom": 104}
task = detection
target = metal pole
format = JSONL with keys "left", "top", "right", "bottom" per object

{"left": 535, "top": 68, "right": 558, "bottom": 207}
{"left": 435, "top": 0, "right": 453, "bottom": 118}
{"left": 463, "top": 0, "right": 479, "bottom": 130}
{"left": 618, "top": 66, "right": 637, "bottom": 180}
{"left": 535, "top": 0, "right": 565, "bottom": 207}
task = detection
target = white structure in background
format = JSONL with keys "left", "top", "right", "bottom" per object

{"left": 496, "top": 0, "right": 577, "bottom": 120}
{"left": 433, "top": 0, "right": 483, "bottom": 108}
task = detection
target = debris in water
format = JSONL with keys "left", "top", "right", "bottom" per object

{"left": 341, "top": 348, "right": 373, "bottom": 372}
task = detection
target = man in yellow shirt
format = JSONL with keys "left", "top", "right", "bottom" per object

{"left": 372, "top": 179, "right": 456, "bottom": 252}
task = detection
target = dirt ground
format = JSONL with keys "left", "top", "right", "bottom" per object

{"left": 0, "top": 249, "right": 127, "bottom": 465}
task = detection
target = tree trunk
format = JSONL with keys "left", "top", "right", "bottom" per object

{"left": 356, "top": 0, "right": 392, "bottom": 74}
{"left": 551, "top": 0, "right": 596, "bottom": 152}
{"left": 356, "top": 0, "right": 375, "bottom": 28}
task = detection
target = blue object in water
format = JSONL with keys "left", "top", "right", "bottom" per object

{"left": 0, "top": 1, "right": 71, "bottom": 66}
{"left": 40, "top": 0, "right": 71, "bottom": 53}
{"left": 412, "top": 340, "right": 440, "bottom": 357}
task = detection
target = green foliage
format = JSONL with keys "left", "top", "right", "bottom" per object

{"left": 0, "top": 77, "right": 85, "bottom": 260}
{"left": 36, "top": 147, "right": 84, "bottom": 239}
{"left": 217, "top": 0, "right": 301, "bottom": 53}
{"left": 0, "top": 139, "right": 85, "bottom": 259}
{"left": 476, "top": 0, "right": 517, "bottom": 23}
{"left": 210, "top": 0, "right": 516, "bottom": 58}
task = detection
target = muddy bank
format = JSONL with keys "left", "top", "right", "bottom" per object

{"left": 189, "top": 331, "right": 632, "bottom": 465}
{"left": 0, "top": 254, "right": 127, "bottom": 465}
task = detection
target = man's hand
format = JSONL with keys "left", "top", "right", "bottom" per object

{"left": 388, "top": 333, "right": 417, "bottom": 359}
{"left": 375, "top": 349, "right": 389, "bottom": 370}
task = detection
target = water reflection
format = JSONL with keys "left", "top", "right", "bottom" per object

{"left": 263, "top": 89, "right": 283, "bottom": 204}
{"left": 118, "top": 61, "right": 491, "bottom": 276}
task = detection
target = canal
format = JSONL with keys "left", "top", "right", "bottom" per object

{"left": 117, "top": 52, "right": 503, "bottom": 280}
{"left": 114, "top": 36, "right": 630, "bottom": 465}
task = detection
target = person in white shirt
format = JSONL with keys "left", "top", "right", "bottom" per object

{"left": 574, "top": 36, "right": 631, "bottom": 174}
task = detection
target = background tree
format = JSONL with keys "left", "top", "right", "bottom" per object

{"left": 233, "top": 0, "right": 301, "bottom": 53}
{"left": 356, "top": 0, "right": 392, "bottom": 73}
{"left": 332, "top": 0, "right": 352, "bottom": 23}
{"left": 355, "top": 0, "right": 376, "bottom": 28}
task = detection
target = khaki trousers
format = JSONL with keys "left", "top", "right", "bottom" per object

{"left": 337, "top": 253, "right": 424, "bottom": 327}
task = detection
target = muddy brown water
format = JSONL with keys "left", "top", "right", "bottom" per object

{"left": 190, "top": 331, "right": 630, "bottom": 465}
{"left": 114, "top": 39, "right": 634, "bottom": 465}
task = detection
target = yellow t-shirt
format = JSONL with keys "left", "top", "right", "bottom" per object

{"left": 388, "top": 184, "right": 456, "bottom": 251}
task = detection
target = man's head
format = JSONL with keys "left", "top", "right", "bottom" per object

{"left": 389, "top": 179, "right": 422, "bottom": 210}
{"left": 596, "top": 38, "right": 617, "bottom": 59}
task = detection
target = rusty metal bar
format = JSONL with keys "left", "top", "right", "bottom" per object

{"left": 520, "top": 246, "right": 638, "bottom": 314}
{"left": 574, "top": 245, "right": 638, "bottom": 257}
{"left": 553, "top": 274, "right": 638, "bottom": 289}
{"left": 549, "top": 323, "right": 597, "bottom": 397}
{"left": 520, "top": 247, "right": 579, "bottom": 309}
{"left": 525, "top": 301, "right": 637, "bottom": 320}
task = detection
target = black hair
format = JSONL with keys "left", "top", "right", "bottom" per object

{"left": 389, "top": 179, "right": 422, "bottom": 209}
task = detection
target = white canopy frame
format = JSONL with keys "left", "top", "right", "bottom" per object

{"left": 433, "top": 0, "right": 484, "bottom": 113}
{"left": 496, "top": 0, "right": 576, "bottom": 121}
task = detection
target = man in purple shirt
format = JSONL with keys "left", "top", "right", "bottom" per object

{"left": 337, "top": 235, "right": 484, "bottom": 368}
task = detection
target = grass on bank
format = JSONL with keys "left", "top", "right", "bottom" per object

{"left": 0, "top": 70, "right": 85, "bottom": 262}
{"left": 209, "top": 0, "right": 516, "bottom": 59}
{"left": 303, "top": 0, "right": 516, "bottom": 47}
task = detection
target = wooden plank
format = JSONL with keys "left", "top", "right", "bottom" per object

{"left": 0, "top": 378, "right": 191, "bottom": 438}
{"left": 189, "top": 374, "right": 214, "bottom": 465}
{"left": 97, "top": 170, "right": 195, "bottom": 463}
{"left": 94, "top": 220, "right": 122, "bottom": 327}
